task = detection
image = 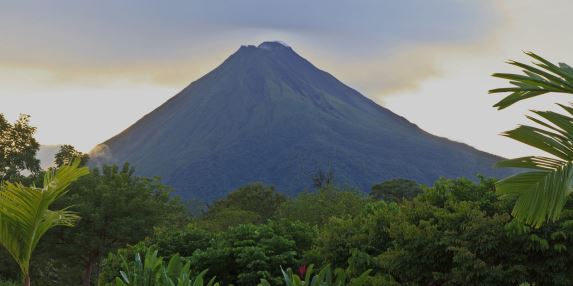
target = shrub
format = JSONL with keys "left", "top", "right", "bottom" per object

{"left": 112, "top": 246, "right": 218, "bottom": 286}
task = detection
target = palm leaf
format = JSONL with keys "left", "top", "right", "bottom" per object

{"left": 501, "top": 124, "right": 573, "bottom": 161}
{"left": 496, "top": 158, "right": 573, "bottom": 227}
{"left": 496, "top": 110, "right": 573, "bottom": 227}
{"left": 0, "top": 160, "right": 88, "bottom": 278}
{"left": 490, "top": 52, "right": 573, "bottom": 110}
{"left": 491, "top": 53, "right": 573, "bottom": 227}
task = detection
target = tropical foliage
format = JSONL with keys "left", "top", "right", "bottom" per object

{"left": 258, "top": 265, "right": 371, "bottom": 286}
{"left": 275, "top": 186, "right": 366, "bottom": 226}
{"left": 96, "top": 177, "right": 573, "bottom": 286}
{"left": 8, "top": 94, "right": 573, "bottom": 286}
{"left": 490, "top": 52, "right": 573, "bottom": 227}
{"left": 101, "top": 220, "right": 316, "bottom": 286}
{"left": 0, "top": 161, "right": 88, "bottom": 285}
{"left": 369, "top": 179, "right": 423, "bottom": 202}
{"left": 113, "top": 247, "right": 218, "bottom": 286}
{"left": 45, "top": 163, "right": 188, "bottom": 286}
{"left": 200, "top": 183, "right": 286, "bottom": 230}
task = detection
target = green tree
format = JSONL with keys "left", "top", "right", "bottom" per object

{"left": 54, "top": 145, "right": 89, "bottom": 168}
{"left": 47, "top": 163, "right": 188, "bottom": 286}
{"left": 206, "top": 183, "right": 286, "bottom": 225}
{"left": 0, "top": 161, "right": 88, "bottom": 286}
{"left": 275, "top": 186, "right": 366, "bottom": 226}
{"left": 189, "top": 223, "right": 305, "bottom": 286}
{"left": 308, "top": 202, "right": 397, "bottom": 274}
{"left": 369, "top": 179, "right": 423, "bottom": 202}
{"left": 490, "top": 52, "right": 573, "bottom": 227}
{"left": 377, "top": 177, "right": 573, "bottom": 285}
{"left": 314, "top": 177, "right": 573, "bottom": 285}
{"left": 197, "top": 208, "right": 261, "bottom": 232}
{"left": 0, "top": 114, "right": 41, "bottom": 181}
{"left": 312, "top": 168, "right": 335, "bottom": 189}
{"left": 151, "top": 226, "right": 213, "bottom": 258}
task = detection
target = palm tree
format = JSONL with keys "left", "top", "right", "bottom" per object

{"left": 0, "top": 161, "right": 89, "bottom": 286}
{"left": 490, "top": 52, "right": 573, "bottom": 227}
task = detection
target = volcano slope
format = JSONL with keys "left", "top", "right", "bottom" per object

{"left": 92, "top": 41, "right": 509, "bottom": 201}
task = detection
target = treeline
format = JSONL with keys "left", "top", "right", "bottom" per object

{"left": 94, "top": 177, "right": 573, "bottom": 286}
{"left": 4, "top": 165, "right": 573, "bottom": 285}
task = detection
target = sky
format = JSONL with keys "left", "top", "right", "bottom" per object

{"left": 1, "top": 0, "right": 573, "bottom": 158}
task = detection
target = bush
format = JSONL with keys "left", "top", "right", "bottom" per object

{"left": 0, "top": 280, "right": 18, "bottom": 286}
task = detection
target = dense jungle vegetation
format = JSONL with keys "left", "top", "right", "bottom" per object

{"left": 2, "top": 122, "right": 573, "bottom": 285}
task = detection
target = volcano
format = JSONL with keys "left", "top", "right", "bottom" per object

{"left": 92, "top": 41, "right": 508, "bottom": 201}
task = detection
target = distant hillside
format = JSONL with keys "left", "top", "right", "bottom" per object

{"left": 92, "top": 41, "right": 510, "bottom": 201}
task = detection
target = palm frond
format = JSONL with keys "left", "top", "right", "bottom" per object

{"left": 495, "top": 103, "right": 573, "bottom": 227}
{"left": 491, "top": 53, "right": 573, "bottom": 227}
{"left": 501, "top": 124, "right": 573, "bottom": 161}
{"left": 496, "top": 156, "right": 565, "bottom": 171}
{"left": 494, "top": 103, "right": 573, "bottom": 227}
{"left": 496, "top": 157, "right": 573, "bottom": 227}
{"left": 490, "top": 52, "right": 573, "bottom": 110}
{"left": 0, "top": 160, "right": 88, "bottom": 276}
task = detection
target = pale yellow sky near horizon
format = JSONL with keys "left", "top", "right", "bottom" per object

{"left": 1, "top": 0, "right": 572, "bottom": 159}
{"left": 383, "top": 0, "right": 573, "bottom": 159}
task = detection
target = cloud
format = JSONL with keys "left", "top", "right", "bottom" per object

{"left": 6, "top": 0, "right": 542, "bottom": 156}
{"left": 381, "top": 0, "right": 573, "bottom": 158}
{"left": 0, "top": 0, "right": 495, "bottom": 90}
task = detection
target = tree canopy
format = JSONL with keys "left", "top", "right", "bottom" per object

{"left": 275, "top": 186, "right": 366, "bottom": 226}
{"left": 206, "top": 183, "right": 286, "bottom": 224}
{"left": 0, "top": 114, "right": 40, "bottom": 181}
{"left": 370, "top": 178, "right": 423, "bottom": 202}
{"left": 54, "top": 145, "right": 89, "bottom": 168}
